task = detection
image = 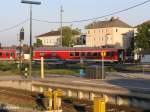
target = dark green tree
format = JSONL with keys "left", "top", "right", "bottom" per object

{"left": 33, "top": 39, "right": 43, "bottom": 47}
{"left": 135, "top": 23, "right": 150, "bottom": 50}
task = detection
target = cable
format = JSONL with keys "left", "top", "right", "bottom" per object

{"left": 33, "top": 0, "right": 150, "bottom": 23}
{"left": 0, "top": 19, "right": 29, "bottom": 33}
{"left": 0, "top": 0, "right": 149, "bottom": 33}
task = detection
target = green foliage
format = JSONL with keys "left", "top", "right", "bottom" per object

{"left": 33, "top": 39, "right": 43, "bottom": 47}
{"left": 59, "top": 26, "right": 81, "bottom": 47}
{"left": 135, "top": 23, "right": 150, "bottom": 51}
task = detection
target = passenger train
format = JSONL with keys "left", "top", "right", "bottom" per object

{"left": 0, "top": 49, "right": 17, "bottom": 60}
{"left": 33, "top": 47, "right": 125, "bottom": 63}
{"left": 0, "top": 47, "right": 125, "bottom": 63}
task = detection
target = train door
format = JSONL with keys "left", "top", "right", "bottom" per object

{"left": 118, "top": 49, "right": 125, "bottom": 63}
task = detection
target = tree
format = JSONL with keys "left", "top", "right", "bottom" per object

{"left": 33, "top": 39, "right": 43, "bottom": 47}
{"left": 59, "top": 26, "right": 81, "bottom": 47}
{"left": 134, "top": 23, "right": 150, "bottom": 61}
{"left": 135, "top": 23, "right": 150, "bottom": 51}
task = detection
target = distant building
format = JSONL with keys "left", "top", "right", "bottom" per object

{"left": 36, "top": 30, "right": 81, "bottom": 47}
{"left": 36, "top": 31, "right": 61, "bottom": 46}
{"left": 85, "top": 17, "right": 135, "bottom": 49}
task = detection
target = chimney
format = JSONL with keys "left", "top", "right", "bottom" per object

{"left": 110, "top": 16, "right": 118, "bottom": 21}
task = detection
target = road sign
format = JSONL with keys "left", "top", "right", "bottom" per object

{"left": 101, "top": 52, "right": 106, "bottom": 57}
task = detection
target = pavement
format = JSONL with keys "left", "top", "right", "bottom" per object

{"left": 1, "top": 72, "right": 150, "bottom": 93}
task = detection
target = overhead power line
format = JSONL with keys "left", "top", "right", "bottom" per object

{"left": 33, "top": 0, "right": 150, "bottom": 23}
{"left": 0, "top": 19, "right": 29, "bottom": 33}
{"left": 0, "top": 0, "right": 150, "bottom": 33}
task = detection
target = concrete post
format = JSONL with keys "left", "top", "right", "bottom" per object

{"left": 41, "top": 57, "right": 44, "bottom": 79}
{"left": 78, "top": 91, "right": 83, "bottom": 99}
{"left": 90, "top": 92, "right": 95, "bottom": 100}
{"left": 67, "top": 90, "right": 72, "bottom": 97}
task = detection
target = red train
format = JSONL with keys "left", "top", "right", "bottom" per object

{"left": 0, "top": 49, "right": 17, "bottom": 60}
{"left": 33, "top": 47, "right": 125, "bottom": 63}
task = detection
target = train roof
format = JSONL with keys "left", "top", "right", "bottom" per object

{"left": 0, "top": 49, "right": 16, "bottom": 51}
{"left": 34, "top": 47, "right": 123, "bottom": 51}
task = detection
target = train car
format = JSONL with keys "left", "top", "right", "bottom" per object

{"left": 33, "top": 47, "right": 125, "bottom": 63}
{"left": 0, "top": 49, "right": 17, "bottom": 60}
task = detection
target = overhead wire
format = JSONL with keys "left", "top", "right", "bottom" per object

{"left": 0, "top": 19, "right": 29, "bottom": 33}
{"left": 0, "top": 0, "right": 150, "bottom": 33}
{"left": 33, "top": 0, "right": 150, "bottom": 23}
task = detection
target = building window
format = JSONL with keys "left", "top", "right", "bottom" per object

{"left": 88, "top": 30, "right": 90, "bottom": 34}
{"left": 116, "top": 29, "right": 118, "bottom": 32}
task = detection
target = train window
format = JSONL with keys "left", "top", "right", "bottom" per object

{"left": 81, "top": 52, "right": 85, "bottom": 56}
{"left": 40, "top": 52, "right": 45, "bottom": 57}
{"left": 10, "top": 52, "right": 14, "bottom": 57}
{"left": 93, "top": 52, "right": 98, "bottom": 56}
{"left": 6, "top": 52, "right": 9, "bottom": 57}
{"left": 0, "top": 52, "right": 2, "bottom": 57}
{"left": 87, "top": 52, "right": 91, "bottom": 56}
{"left": 51, "top": 52, "right": 56, "bottom": 57}
{"left": 75, "top": 52, "right": 79, "bottom": 56}
{"left": 70, "top": 52, "right": 75, "bottom": 56}
{"left": 106, "top": 52, "right": 114, "bottom": 57}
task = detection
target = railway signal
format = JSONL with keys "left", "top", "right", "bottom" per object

{"left": 20, "top": 27, "right": 24, "bottom": 41}
{"left": 19, "top": 27, "right": 24, "bottom": 74}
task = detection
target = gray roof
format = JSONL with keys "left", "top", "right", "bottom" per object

{"left": 36, "top": 31, "right": 60, "bottom": 38}
{"left": 34, "top": 47, "right": 121, "bottom": 51}
{"left": 85, "top": 17, "right": 132, "bottom": 29}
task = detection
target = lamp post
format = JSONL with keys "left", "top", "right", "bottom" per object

{"left": 21, "top": 0, "right": 41, "bottom": 77}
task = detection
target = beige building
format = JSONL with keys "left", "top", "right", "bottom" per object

{"left": 36, "top": 31, "right": 60, "bottom": 46}
{"left": 85, "top": 17, "right": 134, "bottom": 49}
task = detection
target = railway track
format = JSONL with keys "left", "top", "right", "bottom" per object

{"left": 0, "top": 87, "right": 44, "bottom": 112}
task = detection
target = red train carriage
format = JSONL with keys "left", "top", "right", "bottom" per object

{"left": 0, "top": 49, "right": 17, "bottom": 60}
{"left": 33, "top": 47, "right": 125, "bottom": 63}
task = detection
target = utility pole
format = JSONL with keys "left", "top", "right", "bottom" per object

{"left": 60, "top": 5, "right": 63, "bottom": 47}
{"left": 21, "top": 0, "right": 41, "bottom": 77}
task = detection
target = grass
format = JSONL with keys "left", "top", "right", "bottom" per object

{"left": 32, "top": 68, "right": 79, "bottom": 76}
{"left": 0, "top": 62, "right": 20, "bottom": 76}
{"left": 120, "top": 65, "right": 150, "bottom": 72}
{"left": 0, "top": 61, "right": 117, "bottom": 76}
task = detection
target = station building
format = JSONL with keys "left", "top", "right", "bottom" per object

{"left": 85, "top": 17, "right": 135, "bottom": 49}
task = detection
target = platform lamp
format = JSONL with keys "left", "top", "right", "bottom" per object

{"left": 21, "top": 0, "right": 41, "bottom": 77}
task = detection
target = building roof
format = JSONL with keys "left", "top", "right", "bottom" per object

{"left": 36, "top": 31, "right": 60, "bottom": 38}
{"left": 85, "top": 17, "right": 132, "bottom": 29}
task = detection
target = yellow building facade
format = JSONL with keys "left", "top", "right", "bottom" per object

{"left": 85, "top": 17, "right": 134, "bottom": 49}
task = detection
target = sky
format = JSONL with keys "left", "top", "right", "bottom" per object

{"left": 0, "top": 0, "right": 150, "bottom": 46}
